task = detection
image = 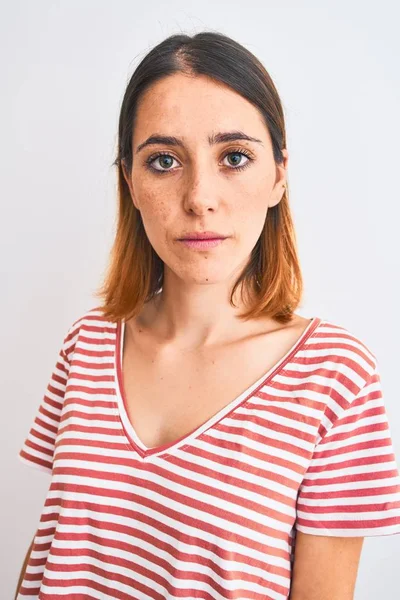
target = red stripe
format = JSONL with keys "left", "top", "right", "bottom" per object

{"left": 16, "top": 309, "right": 400, "bottom": 600}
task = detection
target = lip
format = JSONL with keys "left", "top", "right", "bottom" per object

{"left": 179, "top": 238, "right": 227, "bottom": 250}
{"left": 178, "top": 231, "right": 228, "bottom": 240}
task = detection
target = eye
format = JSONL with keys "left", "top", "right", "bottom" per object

{"left": 222, "top": 149, "right": 253, "bottom": 171}
{"left": 145, "top": 153, "right": 180, "bottom": 172}
{"left": 144, "top": 148, "right": 255, "bottom": 175}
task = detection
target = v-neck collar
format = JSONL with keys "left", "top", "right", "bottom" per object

{"left": 114, "top": 316, "right": 322, "bottom": 461}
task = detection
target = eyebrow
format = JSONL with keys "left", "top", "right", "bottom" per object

{"left": 135, "top": 130, "right": 264, "bottom": 154}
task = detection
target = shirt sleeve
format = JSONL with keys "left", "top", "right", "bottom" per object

{"left": 18, "top": 329, "right": 72, "bottom": 475}
{"left": 296, "top": 363, "right": 400, "bottom": 537}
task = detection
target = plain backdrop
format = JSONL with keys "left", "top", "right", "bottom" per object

{"left": 2, "top": 0, "right": 399, "bottom": 597}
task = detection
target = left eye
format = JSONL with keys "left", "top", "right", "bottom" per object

{"left": 146, "top": 150, "right": 253, "bottom": 173}
{"left": 223, "top": 151, "right": 251, "bottom": 169}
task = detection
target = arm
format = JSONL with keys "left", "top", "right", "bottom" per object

{"left": 14, "top": 536, "right": 35, "bottom": 600}
{"left": 289, "top": 531, "right": 364, "bottom": 600}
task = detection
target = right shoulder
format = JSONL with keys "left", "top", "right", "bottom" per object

{"left": 62, "top": 306, "right": 117, "bottom": 362}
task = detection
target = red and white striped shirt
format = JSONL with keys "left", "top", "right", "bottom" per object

{"left": 17, "top": 307, "right": 400, "bottom": 600}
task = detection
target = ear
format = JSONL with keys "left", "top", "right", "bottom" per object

{"left": 121, "top": 159, "right": 140, "bottom": 211}
{"left": 269, "top": 148, "right": 289, "bottom": 208}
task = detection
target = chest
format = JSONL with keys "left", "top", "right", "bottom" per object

{"left": 120, "top": 319, "right": 309, "bottom": 450}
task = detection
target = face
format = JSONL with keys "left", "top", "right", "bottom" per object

{"left": 122, "top": 72, "right": 288, "bottom": 289}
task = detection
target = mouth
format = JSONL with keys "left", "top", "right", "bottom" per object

{"left": 178, "top": 238, "right": 227, "bottom": 250}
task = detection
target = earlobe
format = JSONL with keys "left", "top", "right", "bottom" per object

{"left": 269, "top": 195, "right": 283, "bottom": 209}
{"left": 269, "top": 180, "right": 286, "bottom": 208}
{"left": 270, "top": 151, "right": 288, "bottom": 208}
{"left": 276, "top": 149, "right": 288, "bottom": 187}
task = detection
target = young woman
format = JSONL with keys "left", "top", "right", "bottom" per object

{"left": 16, "top": 31, "right": 400, "bottom": 600}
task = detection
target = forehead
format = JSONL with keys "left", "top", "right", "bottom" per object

{"left": 133, "top": 73, "right": 268, "bottom": 145}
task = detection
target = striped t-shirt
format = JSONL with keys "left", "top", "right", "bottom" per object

{"left": 17, "top": 307, "right": 400, "bottom": 600}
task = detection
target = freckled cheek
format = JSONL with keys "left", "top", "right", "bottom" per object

{"left": 137, "top": 195, "right": 176, "bottom": 243}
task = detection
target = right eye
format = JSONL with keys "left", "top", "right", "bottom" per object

{"left": 145, "top": 152, "right": 180, "bottom": 173}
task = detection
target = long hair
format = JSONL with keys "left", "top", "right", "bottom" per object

{"left": 95, "top": 31, "right": 303, "bottom": 325}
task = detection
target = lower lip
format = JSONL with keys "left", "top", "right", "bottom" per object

{"left": 178, "top": 238, "right": 227, "bottom": 249}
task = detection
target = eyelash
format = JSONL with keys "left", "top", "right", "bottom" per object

{"left": 144, "top": 147, "right": 254, "bottom": 175}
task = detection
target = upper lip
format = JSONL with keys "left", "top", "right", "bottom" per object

{"left": 178, "top": 231, "right": 228, "bottom": 240}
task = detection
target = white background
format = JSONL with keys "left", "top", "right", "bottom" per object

{"left": 2, "top": 0, "right": 399, "bottom": 597}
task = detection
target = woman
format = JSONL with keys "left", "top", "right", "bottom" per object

{"left": 16, "top": 31, "right": 400, "bottom": 600}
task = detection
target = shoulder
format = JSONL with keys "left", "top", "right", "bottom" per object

{"left": 300, "top": 318, "right": 383, "bottom": 443}
{"left": 313, "top": 317, "right": 377, "bottom": 361}
{"left": 306, "top": 317, "right": 378, "bottom": 391}
{"left": 62, "top": 306, "right": 116, "bottom": 361}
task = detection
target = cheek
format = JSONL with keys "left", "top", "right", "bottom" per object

{"left": 238, "top": 187, "right": 269, "bottom": 220}
{"left": 236, "top": 171, "right": 272, "bottom": 207}
{"left": 136, "top": 183, "right": 172, "bottom": 221}
{"left": 137, "top": 192, "right": 175, "bottom": 246}
{"left": 236, "top": 191, "right": 269, "bottom": 245}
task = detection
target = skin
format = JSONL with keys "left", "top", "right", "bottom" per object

{"left": 122, "top": 72, "right": 289, "bottom": 349}
{"left": 121, "top": 73, "right": 365, "bottom": 598}
{"left": 289, "top": 532, "right": 364, "bottom": 599}
{"left": 15, "top": 75, "right": 364, "bottom": 600}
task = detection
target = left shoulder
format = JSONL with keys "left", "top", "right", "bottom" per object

{"left": 307, "top": 317, "right": 378, "bottom": 385}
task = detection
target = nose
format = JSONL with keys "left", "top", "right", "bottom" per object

{"left": 182, "top": 160, "right": 220, "bottom": 215}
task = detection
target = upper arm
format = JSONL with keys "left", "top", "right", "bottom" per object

{"left": 289, "top": 530, "right": 364, "bottom": 600}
